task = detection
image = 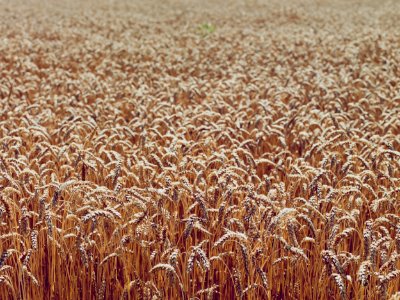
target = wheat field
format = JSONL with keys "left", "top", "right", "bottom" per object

{"left": 0, "top": 0, "right": 400, "bottom": 299}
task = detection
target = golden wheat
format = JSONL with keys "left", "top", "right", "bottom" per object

{"left": 0, "top": 0, "right": 399, "bottom": 299}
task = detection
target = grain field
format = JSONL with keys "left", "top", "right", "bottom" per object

{"left": 0, "top": 0, "right": 400, "bottom": 299}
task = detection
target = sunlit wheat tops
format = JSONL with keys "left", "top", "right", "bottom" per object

{"left": 0, "top": 0, "right": 400, "bottom": 299}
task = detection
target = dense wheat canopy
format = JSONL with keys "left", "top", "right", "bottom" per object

{"left": 0, "top": 0, "right": 400, "bottom": 299}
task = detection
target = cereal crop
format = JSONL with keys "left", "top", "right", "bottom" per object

{"left": 0, "top": 0, "right": 399, "bottom": 299}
